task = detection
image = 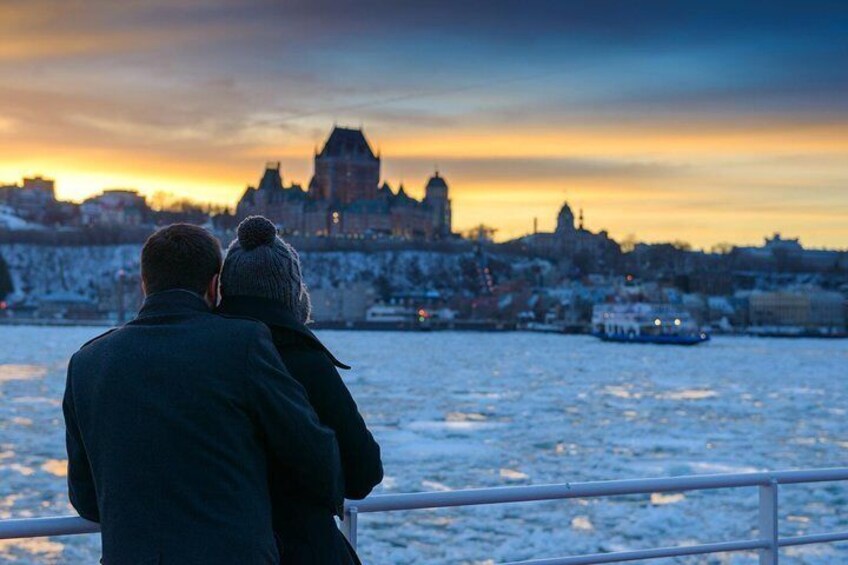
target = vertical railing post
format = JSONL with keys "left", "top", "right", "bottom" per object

{"left": 758, "top": 480, "right": 779, "bottom": 565}
{"left": 342, "top": 506, "right": 358, "bottom": 550}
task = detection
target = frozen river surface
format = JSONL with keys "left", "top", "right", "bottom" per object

{"left": 1, "top": 327, "right": 847, "bottom": 564}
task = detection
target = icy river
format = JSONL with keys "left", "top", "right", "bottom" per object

{"left": 1, "top": 327, "right": 847, "bottom": 564}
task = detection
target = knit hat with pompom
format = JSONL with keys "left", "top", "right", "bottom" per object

{"left": 220, "top": 216, "right": 311, "bottom": 322}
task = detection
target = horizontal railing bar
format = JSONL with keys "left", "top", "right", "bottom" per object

{"left": 502, "top": 538, "right": 769, "bottom": 565}
{"left": 2, "top": 466, "right": 848, "bottom": 565}
{"left": 779, "top": 531, "right": 848, "bottom": 547}
{"left": 772, "top": 468, "right": 848, "bottom": 485}
{"left": 352, "top": 468, "right": 848, "bottom": 513}
{"left": 0, "top": 516, "right": 99, "bottom": 540}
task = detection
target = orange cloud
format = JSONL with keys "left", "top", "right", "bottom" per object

{"left": 2, "top": 118, "right": 847, "bottom": 249}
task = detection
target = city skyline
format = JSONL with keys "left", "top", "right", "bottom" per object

{"left": 1, "top": 1, "right": 847, "bottom": 247}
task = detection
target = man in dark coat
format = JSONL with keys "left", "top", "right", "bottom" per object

{"left": 63, "top": 224, "right": 344, "bottom": 565}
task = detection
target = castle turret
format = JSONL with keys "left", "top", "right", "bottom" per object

{"left": 257, "top": 162, "right": 283, "bottom": 192}
{"left": 424, "top": 171, "right": 452, "bottom": 238}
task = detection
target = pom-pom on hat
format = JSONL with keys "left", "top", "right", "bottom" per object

{"left": 220, "top": 216, "right": 312, "bottom": 322}
{"left": 236, "top": 216, "right": 277, "bottom": 250}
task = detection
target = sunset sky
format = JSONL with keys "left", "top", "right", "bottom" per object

{"left": 1, "top": 1, "right": 846, "bottom": 247}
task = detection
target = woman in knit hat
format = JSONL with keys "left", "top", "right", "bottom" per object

{"left": 219, "top": 215, "right": 383, "bottom": 565}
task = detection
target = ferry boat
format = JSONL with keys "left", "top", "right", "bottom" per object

{"left": 591, "top": 303, "right": 710, "bottom": 345}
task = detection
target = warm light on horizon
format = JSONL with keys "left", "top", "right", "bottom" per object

{"left": 2, "top": 116, "right": 846, "bottom": 250}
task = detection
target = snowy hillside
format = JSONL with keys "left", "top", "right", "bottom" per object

{"left": 0, "top": 207, "right": 41, "bottom": 231}
{"left": 0, "top": 245, "right": 140, "bottom": 304}
{"left": 0, "top": 244, "right": 551, "bottom": 304}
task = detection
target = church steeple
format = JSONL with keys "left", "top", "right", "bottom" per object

{"left": 556, "top": 202, "right": 575, "bottom": 233}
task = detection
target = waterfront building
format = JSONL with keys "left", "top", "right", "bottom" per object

{"left": 310, "top": 282, "right": 376, "bottom": 322}
{"left": 36, "top": 291, "right": 99, "bottom": 320}
{"left": 749, "top": 290, "right": 846, "bottom": 331}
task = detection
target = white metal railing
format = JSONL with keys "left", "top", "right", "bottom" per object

{"left": 2, "top": 468, "right": 848, "bottom": 564}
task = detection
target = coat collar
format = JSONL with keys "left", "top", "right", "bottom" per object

{"left": 135, "top": 289, "right": 211, "bottom": 320}
{"left": 218, "top": 295, "right": 350, "bottom": 370}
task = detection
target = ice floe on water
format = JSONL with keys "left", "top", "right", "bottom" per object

{"left": 1, "top": 327, "right": 848, "bottom": 563}
{"left": 655, "top": 389, "right": 718, "bottom": 401}
{"left": 498, "top": 468, "right": 529, "bottom": 481}
{"left": 0, "top": 539, "right": 64, "bottom": 565}
{"left": 39, "top": 460, "right": 66, "bottom": 478}
{"left": 0, "top": 366, "right": 46, "bottom": 383}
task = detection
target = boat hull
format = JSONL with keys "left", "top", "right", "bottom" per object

{"left": 593, "top": 332, "right": 710, "bottom": 345}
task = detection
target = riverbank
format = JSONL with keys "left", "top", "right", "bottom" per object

{"left": 2, "top": 316, "right": 847, "bottom": 338}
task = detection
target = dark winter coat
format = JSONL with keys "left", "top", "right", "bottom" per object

{"left": 63, "top": 290, "right": 344, "bottom": 565}
{"left": 219, "top": 296, "right": 383, "bottom": 565}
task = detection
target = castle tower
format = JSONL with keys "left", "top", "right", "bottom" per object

{"left": 424, "top": 170, "right": 452, "bottom": 238}
{"left": 310, "top": 126, "right": 380, "bottom": 204}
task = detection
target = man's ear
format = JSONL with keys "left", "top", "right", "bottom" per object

{"left": 141, "top": 279, "right": 148, "bottom": 298}
{"left": 205, "top": 274, "right": 220, "bottom": 307}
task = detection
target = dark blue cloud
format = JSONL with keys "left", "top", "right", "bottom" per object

{"left": 13, "top": 1, "right": 846, "bottom": 103}
{"left": 4, "top": 0, "right": 847, "bottom": 144}
{"left": 242, "top": 1, "right": 848, "bottom": 124}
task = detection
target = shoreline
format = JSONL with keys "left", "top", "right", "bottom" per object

{"left": 0, "top": 317, "right": 846, "bottom": 338}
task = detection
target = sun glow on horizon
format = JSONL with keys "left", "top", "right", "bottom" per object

{"left": 2, "top": 117, "right": 847, "bottom": 249}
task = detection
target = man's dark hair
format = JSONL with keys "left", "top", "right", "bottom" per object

{"left": 141, "top": 224, "right": 222, "bottom": 295}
